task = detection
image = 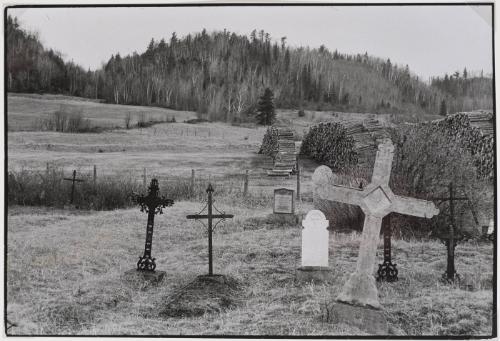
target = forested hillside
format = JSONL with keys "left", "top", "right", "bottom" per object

{"left": 431, "top": 72, "right": 493, "bottom": 115}
{"left": 6, "top": 15, "right": 493, "bottom": 122}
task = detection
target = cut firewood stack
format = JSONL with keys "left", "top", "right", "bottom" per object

{"left": 301, "top": 117, "right": 389, "bottom": 172}
{"left": 267, "top": 127, "right": 298, "bottom": 176}
{"left": 458, "top": 110, "right": 494, "bottom": 136}
{"left": 434, "top": 110, "right": 495, "bottom": 180}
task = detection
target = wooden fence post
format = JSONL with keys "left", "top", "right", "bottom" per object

{"left": 93, "top": 165, "right": 97, "bottom": 186}
{"left": 46, "top": 162, "right": 50, "bottom": 177}
{"left": 296, "top": 157, "right": 301, "bottom": 201}
{"left": 191, "top": 169, "right": 195, "bottom": 198}
{"left": 243, "top": 170, "right": 249, "bottom": 196}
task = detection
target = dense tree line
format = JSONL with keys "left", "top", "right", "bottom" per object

{"left": 431, "top": 69, "right": 493, "bottom": 115}
{"left": 7, "top": 15, "right": 494, "bottom": 122}
{"left": 6, "top": 15, "right": 100, "bottom": 97}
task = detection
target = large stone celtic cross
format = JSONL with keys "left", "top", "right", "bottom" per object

{"left": 313, "top": 139, "right": 439, "bottom": 309}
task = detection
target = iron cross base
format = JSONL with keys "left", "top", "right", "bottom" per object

{"left": 137, "top": 254, "right": 157, "bottom": 272}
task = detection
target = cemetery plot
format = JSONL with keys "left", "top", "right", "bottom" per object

{"left": 6, "top": 202, "right": 494, "bottom": 336}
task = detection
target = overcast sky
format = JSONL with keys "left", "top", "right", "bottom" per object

{"left": 9, "top": 5, "right": 493, "bottom": 80}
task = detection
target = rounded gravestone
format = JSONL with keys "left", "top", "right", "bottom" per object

{"left": 312, "top": 165, "right": 334, "bottom": 186}
{"left": 296, "top": 209, "right": 333, "bottom": 283}
{"left": 301, "top": 210, "right": 329, "bottom": 267}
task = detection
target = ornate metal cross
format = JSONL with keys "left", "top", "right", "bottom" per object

{"left": 376, "top": 215, "right": 398, "bottom": 282}
{"left": 313, "top": 139, "right": 439, "bottom": 309}
{"left": 63, "top": 170, "right": 85, "bottom": 204}
{"left": 186, "top": 183, "right": 234, "bottom": 276}
{"left": 134, "top": 178, "right": 174, "bottom": 271}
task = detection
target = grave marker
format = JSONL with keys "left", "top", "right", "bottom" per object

{"left": 273, "top": 188, "right": 294, "bottom": 214}
{"left": 134, "top": 179, "right": 174, "bottom": 272}
{"left": 63, "top": 170, "right": 85, "bottom": 204}
{"left": 296, "top": 210, "right": 333, "bottom": 283}
{"left": 186, "top": 183, "right": 234, "bottom": 276}
{"left": 376, "top": 215, "right": 398, "bottom": 282}
{"left": 301, "top": 210, "right": 329, "bottom": 267}
{"left": 124, "top": 178, "right": 173, "bottom": 285}
{"left": 431, "top": 182, "right": 470, "bottom": 282}
{"left": 314, "top": 139, "right": 439, "bottom": 334}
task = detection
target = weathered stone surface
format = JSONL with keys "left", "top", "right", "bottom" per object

{"left": 122, "top": 269, "right": 165, "bottom": 286}
{"left": 313, "top": 140, "right": 439, "bottom": 308}
{"left": 296, "top": 266, "right": 334, "bottom": 283}
{"left": 336, "top": 272, "right": 379, "bottom": 309}
{"left": 324, "top": 301, "right": 388, "bottom": 335}
{"left": 301, "top": 210, "right": 329, "bottom": 267}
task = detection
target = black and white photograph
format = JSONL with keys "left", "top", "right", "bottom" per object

{"left": 3, "top": 2, "right": 496, "bottom": 337}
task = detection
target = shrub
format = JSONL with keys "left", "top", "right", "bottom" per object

{"left": 136, "top": 113, "right": 148, "bottom": 128}
{"left": 32, "top": 105, "right": 97, "bottom": 133}
{"left": 298, "top": 109, "right": 305, "bottom": 117}
{"left": 7, "top": 168, "right": 268, "bottom": 211}
{"left": 124, "top": 112, "right": 132, "bottom": 129}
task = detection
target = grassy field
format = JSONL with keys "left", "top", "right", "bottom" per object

{"left": 6, "top": 93, "right": 495, "bottom": 336}
{"left": 6, "top": 202, "right": 494, "bottom": 336}
{"left": 7, "top": 93, "right": 199, "bottom": 131}
{"left": 7, "top": 93, "right": 325, "bottom": 198}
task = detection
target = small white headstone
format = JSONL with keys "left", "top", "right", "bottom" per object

{"left": 301, "top": 210, "right": 329, "bottom": 267}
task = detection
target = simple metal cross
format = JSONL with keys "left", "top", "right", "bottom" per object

{"left": 313, "top": 139, "right": 439, "bottom": 309}
{"left": 134, "top": 178, "right": 174, "bottom": 272}
{"left": 432, "top": 182, "right": 470, "bottom": 282}
{"left": 186, "top": 183, "right": 234, "bottom": 276}
{"left": 376, "top": 215, "right": 398, "bottom": 282}
{"left": 63, "top": 170, "right": 85, "bottom": 204}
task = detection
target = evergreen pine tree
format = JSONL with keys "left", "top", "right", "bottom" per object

{"left": 256, "top": 88, "right": 276, "bottom": 125}
{"left": 439, "top": 99, "right": 447, "bottom": 116}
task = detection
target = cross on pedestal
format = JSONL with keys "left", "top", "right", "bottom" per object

{"left": 63, "top": 170, "right": 85, "bottom": 204}
{"left": 376, "top": 215, "right": 398, "bottom": 282}
{"left": 313, "top": 139, "right": 439, "bottom": 309}
{"left": 134, "top": 178, "right": 174, "bottom": 271}
{"left": 186, "top": 183, "right": 234, "bottom": 276}
{"left": 432, "top": 182, "right": 470, "bottom": 283}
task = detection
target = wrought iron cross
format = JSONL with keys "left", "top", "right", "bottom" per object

{"left": 63, "top": 170, "right": 85, "bottom": 204}
{"left": 186, "top": 183, "right": 234, "bottom": 276}
{"left": 431, "top": 182, "right": 470, "bottom": 283}
{"left": 376, "top": 215, "right": 398, "bottom": 282}
{"left": 134, "top": 178, "right": 174, "bottom": 271}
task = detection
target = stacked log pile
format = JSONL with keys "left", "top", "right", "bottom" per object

{"left": 458, "top": 110, "right": 494, "bottom": 136}
{"left": 259, "top": 126, "right": 298, "bottom": 176}
{"left": 432, "top": 111, "right": 494, "bottom": 180}
{"left": 300, "top": 118, "right": 388, "bottom": 171}
{"left": 300, "top": 122, "right": 358, "bottom": 172}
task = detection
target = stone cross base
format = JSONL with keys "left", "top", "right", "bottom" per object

{"left": 122, "top": 269, "right": 166, "bottom": 286}
{"left": 336, "top": 272, "right": 380, "bottom": 309}
{"left": 324, "top": 301, "right": 388, "bottom": 335}
{"left": 296, "top": 266, "right": 333, "bottom": 283}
